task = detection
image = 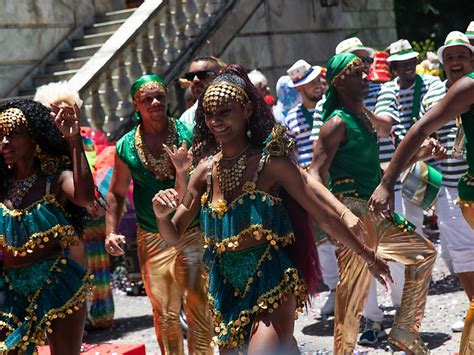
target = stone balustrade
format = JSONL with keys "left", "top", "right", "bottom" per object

{"left": 68, "top": 0, "right": 230, "bottom": 133}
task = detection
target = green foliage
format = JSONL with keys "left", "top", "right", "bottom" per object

{"left": 394, "top": 0, "right": 474, "bottom": 47}
{"left": 411, "top": 39, "right": 436, "bottom": 63}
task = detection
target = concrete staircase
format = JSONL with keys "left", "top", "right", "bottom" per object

{"left": 18, "top": 8, "right": 137, "bottom": 97}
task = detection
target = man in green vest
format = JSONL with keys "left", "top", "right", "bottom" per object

{"left": 105, "top": 74, "right": 213, "bottom": 354}
{"left": 309, "top": 53, "right": 441, "bottom": 354}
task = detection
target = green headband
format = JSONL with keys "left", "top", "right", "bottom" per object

{"left": 322, "top": 53, "right": 362, "bottom": 121}
{"left": 130, "top": 74, "right": 167, "bottom": 123}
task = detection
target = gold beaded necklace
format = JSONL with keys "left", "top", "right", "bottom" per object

{"left": 216, "top": 145, "right": 250, "bottom": 196}
{"left": 135, "top": 118, "right": 177, "bottom": 181}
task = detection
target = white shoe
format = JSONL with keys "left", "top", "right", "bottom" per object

{"left": 320, "top": 291, "right": 336, "bottom": 317}
{"left": 452, "top": 319, "right": 464, "bottom": 332}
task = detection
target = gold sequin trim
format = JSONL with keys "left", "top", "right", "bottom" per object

{"left": 203, "top": 224, "right": 295, "bottom": 254}
{"left": 209, "top": 268, "right": 307, "bottom": 350}
{"left": 331, "top": 57, "right": 363, "bottom": 85}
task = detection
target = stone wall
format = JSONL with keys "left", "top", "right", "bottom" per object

{"left": 0, "top": 0, "right": 123, "bottom": 97}
{"left": 197, "top": 0, "right": 397, "bottom": 93}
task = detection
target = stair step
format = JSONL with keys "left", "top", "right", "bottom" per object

{"left": 72, "top": 31, "right": 115, "bottom": 47}
{"left": 97, "top": 8, "right": 136, "bottom": 22}
{"left": 45, "top": 57, "right": 92, "bottom": 73}
{"left": 33, "top": 70, "right": 78, "bottom": 87}
{"left": 85, "top": 19, "right": 125, "bottom": 35}
{"left": 60, "top": 44, "right": 102, "bottom": 60}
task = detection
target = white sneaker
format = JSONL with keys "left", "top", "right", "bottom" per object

{"left": 452, "top": 319, "right": 464, "bottom": 332}
{"left": 320, "top": 290, "right": 336, "bottom": 317}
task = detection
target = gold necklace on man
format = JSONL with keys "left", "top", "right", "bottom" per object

{"left": 135, "top": 118, "right": 177, "bottom": 181}
{"left": 216, "top": 145, "right": 250, "bottom": 197}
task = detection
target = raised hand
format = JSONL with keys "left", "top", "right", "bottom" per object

{"left": 163, "top": 141, "right": 193, "bottom": 174}
{"left": 152, "top": 188, "right": 180, "bottom": 218}
{"left": 50, "top": 103, "right": 81, "bottom": 137}
{"left": 415, "top": 137, "right": 447, "bottom": 162}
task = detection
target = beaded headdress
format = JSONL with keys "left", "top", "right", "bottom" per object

{"left": 203, "top": 81, "right": 249, "bottom": 113}
{"left": 0, "top": 108, "right": 28, "bottom": 135}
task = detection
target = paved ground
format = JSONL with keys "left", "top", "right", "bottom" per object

{"left": 85, "top": 242, "right": 468, "bottom": 354}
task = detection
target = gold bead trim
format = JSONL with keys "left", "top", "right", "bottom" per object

{"left": 0, "top": 108, "right": 28, "bottom": 135}
{"left": 203, "top": 81, "right": 249, "bottom": 114}
{"left": 330, "top": 57, "right": 363, "bottom": 85}
{"left": 209, "top": 268, "right": 308, "bottom": 350}
{"left": 132, "top": 81, "right": 166, "bottom": 101}
{"left": 203, "top": 224, "right": 295, "bottom": 255}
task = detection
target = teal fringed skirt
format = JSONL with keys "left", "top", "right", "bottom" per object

{"left": 0, "top": 256, "right": 93, "bottom": 354}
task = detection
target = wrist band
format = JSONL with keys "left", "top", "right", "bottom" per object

{"left": 340, "top": 207, "right": 350, "bottom": 220}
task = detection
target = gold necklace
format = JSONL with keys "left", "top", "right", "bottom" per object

{"left": 135, "top": 118, "right": 177, "bottom": 181}
{"left": 7, "top": 171, "right": 38, "bottom": 209}
{"left": 216, "top": 146, "right": 250, "bottom": 196}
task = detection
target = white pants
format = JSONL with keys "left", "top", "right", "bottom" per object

{"left": 363, "top": 190, "right": 408, "bottom": 322}
{"left": 400, "top": 192, "right": 425, "bottom": 234}
{"left": 317, "top": 240, "right": 339, "bottom": 290}
{"left": 437, "top": 186, "right": 474, "bottom": 274}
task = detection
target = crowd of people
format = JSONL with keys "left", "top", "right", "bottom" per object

{"left": 0, "top": 18, "right": 473, "bottom": 355}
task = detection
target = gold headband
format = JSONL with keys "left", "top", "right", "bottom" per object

{"left": 0, "top": 108, "right": 28, "bottom": 135}
{"left": 331, "top": 57, "right": 364, "bottom": 85}
{"left": 133, "top": 81, "right": 166, "bottom": 101}
{"left": 203, "top": 81, "right": 249, "bottom": 113}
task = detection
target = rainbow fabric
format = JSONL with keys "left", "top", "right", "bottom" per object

{"left": 83, "top": 218, "right": 115, "bottom": 328}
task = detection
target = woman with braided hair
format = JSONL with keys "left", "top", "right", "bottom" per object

{"left": 153, "top": 64, "right": 392, "bottom": 353}
{"left": 0, "top": 99, "right": 95, "bottom": 354}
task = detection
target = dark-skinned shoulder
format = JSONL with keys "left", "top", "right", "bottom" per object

{"left": 319, "top": 115, "right": 347, "bottom": 147}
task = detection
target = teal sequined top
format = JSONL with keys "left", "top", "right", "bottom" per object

{"left": 0, "top": 174, "right": 92, "bottom": 354}
{"left": 199, "top": 153, "right": 307, "bottom": 350}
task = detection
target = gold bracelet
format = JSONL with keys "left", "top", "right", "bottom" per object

{"left": 367, "top": 250, "right": 377, "bottom": 267}
{"left": 340, "top": 207, "right": 350, "bottom": 220}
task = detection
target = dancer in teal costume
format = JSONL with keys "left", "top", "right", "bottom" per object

{"left": 0, "top": 99, "right": 95, "bottom": 354}
{"left": 152, "top": 65, "right": 391, "bottom": 353}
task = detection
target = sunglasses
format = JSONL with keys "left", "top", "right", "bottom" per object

{"left": 360, "top": 56, "right": 374, "bottom": 64}
{"left": 183, "top": 70, "right": 217, "bottom": 81}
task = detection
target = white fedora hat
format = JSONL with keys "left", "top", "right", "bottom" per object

{"left": 387, "top": 39, "right": 419, "bottom": 62}
{"left": 437, "top": 31, "right": 474, "bottom": 64}
{"left": 335, "top": 37, "right": 375, "bottom": 57}
{"left": 465, "top": 21, "right": 474, "bottom": 40}
{"left": 287, "top": 60, "right": 322, "bottom": 88}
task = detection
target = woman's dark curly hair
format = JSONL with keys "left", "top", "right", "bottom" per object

{"left": 192, "top": 64, "right": 276, "bottom": 164}
{"left": 0, "top": 99, "right": 87, "bottom": 234}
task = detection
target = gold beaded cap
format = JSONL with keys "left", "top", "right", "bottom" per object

{"left": 133, "top": 81, "right": 166, "bottom": 101}
{"left": 0, "top": 108, "right": 28, "bottom": 135}
{"left": 203, "top": 81, "right": 249, "bottom": 114}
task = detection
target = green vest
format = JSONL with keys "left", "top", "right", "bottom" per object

{"left": 326, "top": 107, "right": 382, "bottom": 200}
{"left": 458, "top": 72, "right": 474, "bottom": 202}
{"left": 116, "top": 119, "right": 192, "bottom": 232}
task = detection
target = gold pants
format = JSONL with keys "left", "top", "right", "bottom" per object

{"left": 137, "top": 226, "right": 213, "bottom": 355}
{"left": 460, "top": 299, "right": 474, "bottom": 354}
{"left": 333, "top": 198, "right": 436, "bottom": 355}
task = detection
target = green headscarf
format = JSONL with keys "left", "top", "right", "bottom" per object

{"left": 321, "top": 53, "right": 363, "bottom": 122}
{"left": 130, "top": 74, "right": 167, "bottom": 123}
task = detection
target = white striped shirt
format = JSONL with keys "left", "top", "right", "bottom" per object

{"left": 179, "top": 101, "right": 198, "bottom": 128}
{"left": 284, "top": 103, "right": 316, "bottom": 168}
{"left": 420, "top": 80, "right": 468, "bottom": 187}
{"left": 375, "top": 74, "right": 444, "bottom": 189}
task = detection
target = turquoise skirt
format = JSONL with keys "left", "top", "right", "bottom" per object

{"left": 0, "top": 256, "right": 93, "bottom": 354}
{"left": 205, "top": 243, "right": 307, "bottom": 350}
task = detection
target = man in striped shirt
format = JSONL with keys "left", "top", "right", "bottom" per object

{"left": 179, "top": 56, "right": 226, "bottom": 128}
{"left": 283, "top": 59, "right": 323, "bottom": 168}
{"left": 374, "top": 39, "right": 445, "bottom": 233}
{"left": 424, "top": 31, "right": 474, "bottom": 333}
